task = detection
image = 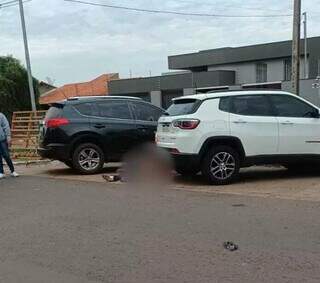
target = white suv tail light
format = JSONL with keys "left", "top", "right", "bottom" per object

{"left": 173, "top": 119, "right": 200, "bottom": 130}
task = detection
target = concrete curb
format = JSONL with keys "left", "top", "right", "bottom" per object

{"left": 12, "top": 159, "right": 52, "bottom": 166}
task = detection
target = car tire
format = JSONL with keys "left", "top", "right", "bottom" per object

{"left": 201, "top": 145, "right": 240, "bottom": 185}
{"left": 72, "top": 143, "right": 105, "bottom": 174}
{"left": 175, "top": 166, "right": 199, "bottom": 177}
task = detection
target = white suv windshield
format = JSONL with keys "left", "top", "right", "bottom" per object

{"left": 166, "top": 99, "right": 200, "bottom": 116}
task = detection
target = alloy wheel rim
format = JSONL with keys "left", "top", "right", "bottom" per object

{"left": 78, "top": 148, "right": 100, "bottom": 171}
{"left": 210, "top": 152, "right": 235, "bottom": 180}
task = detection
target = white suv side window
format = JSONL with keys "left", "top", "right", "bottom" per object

{"left": 269, "top": 95, "right": 317, "bottom": 118}
{"left": 270, "top": 95, "right": 320, "bottom": 155}
{"left": 226, "top": 95, "right": 273, "bottom": 117}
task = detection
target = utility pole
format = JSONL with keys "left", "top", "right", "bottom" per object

{"left": 291, "top": 0, "right": 301, "bottom": 95}
{"left": 303, "top": 12, "right": 309, "bottom": 79}
{"left": 18, "top": 0, "right": 36, "bottom": 111}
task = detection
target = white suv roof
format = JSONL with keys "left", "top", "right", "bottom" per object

{"left": 174, "top": 90, "right": 295, "bottom": 101}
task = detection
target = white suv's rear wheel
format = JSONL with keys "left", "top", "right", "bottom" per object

{"left": 202, "top": 146, "right": 240, "bottom": 185}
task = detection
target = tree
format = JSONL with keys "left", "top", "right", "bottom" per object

{"left": 0, "top": 56, "right": 40, "bottom": 120}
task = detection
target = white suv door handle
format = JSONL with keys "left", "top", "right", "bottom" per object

{"left": 281, "top": 121, "right": 294, "bottom": 125}
{"left": 233, "top": 120, "right": 247, "bottom": 124}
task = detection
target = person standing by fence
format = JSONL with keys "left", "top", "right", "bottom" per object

{"left": 0, "top": 112, "right": 19, "bottom": 179}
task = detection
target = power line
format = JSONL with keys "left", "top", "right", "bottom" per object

{"left": 64, "top": 0, "right": 292, "bottom": 18}
{"left": 0, "top": 0, "right": 31, "bottom": 8}
{"left": 165, "top": 0, "right": 292, "bottom": 13}
{"left": 0, "top": 0, "right": 19, "bottom": 5}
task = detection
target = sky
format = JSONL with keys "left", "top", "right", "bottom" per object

{"left": 0, "top": 0, "right": 320, "bottom": 86}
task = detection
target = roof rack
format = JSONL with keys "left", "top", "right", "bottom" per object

{"left": 206, "top": 89, "right": 286, "bottom": 94}
{"left": 66, "top": 96, "right": 142, "bottom": 101}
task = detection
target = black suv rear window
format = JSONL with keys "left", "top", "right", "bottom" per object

{"left": 45, "top": 104, "right": 64, "bottom": 119}
{"left": 166, "top": 99, "right": 200, "bottom": 116}
{"left": 74, "top": 103, "right": 93, "bottom": 116}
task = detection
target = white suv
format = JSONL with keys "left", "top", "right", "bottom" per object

{"left": 156, "top": 90, "right": 320, "bottom": 185}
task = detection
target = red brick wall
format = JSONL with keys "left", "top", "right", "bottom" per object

{"left": 39, "top": 73, "right": 119, "bottom": 105}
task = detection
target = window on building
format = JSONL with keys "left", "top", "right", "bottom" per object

{"left": 284, "top": 59, "right": 292, "bottom": 81}
{"left": 256, "top": 63, "right": 268, "bottom": 83}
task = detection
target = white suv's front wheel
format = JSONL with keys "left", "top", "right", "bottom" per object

{"left": 202, "top": 146, "right": 240, "bottom": 185}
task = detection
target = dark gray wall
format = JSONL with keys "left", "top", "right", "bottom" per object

{"left": 168, "top": 37, "right": 320, "bottom": 79}
{"left": 109, "top": 70, "right": 235, "bottom": 95}
{"left": 109, "top": 77, "right": 159, "bottom": 94}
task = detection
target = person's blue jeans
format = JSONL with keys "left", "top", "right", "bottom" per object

{"left": 0, "top": 140, "right": 15, "bottom": 174}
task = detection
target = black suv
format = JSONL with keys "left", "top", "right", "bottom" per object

{"left": 38, "top": 96, "right": 165, "bottom": 174}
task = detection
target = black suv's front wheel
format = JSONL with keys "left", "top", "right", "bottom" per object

{"left": 202, "top": 146, "right": 240, "bottom": 185}
{"left": 73, "top": 143, "right": 105, "bottom": 174}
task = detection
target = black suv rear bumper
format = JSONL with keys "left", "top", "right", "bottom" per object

{"left": 38, "top": 144, "right": 70, "bottom": 161}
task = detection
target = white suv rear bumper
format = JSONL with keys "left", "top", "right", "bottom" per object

{"left": 156, "top": 131, "right": 199, "bottom": 154}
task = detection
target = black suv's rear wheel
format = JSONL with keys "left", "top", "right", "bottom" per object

{"left": 73, "top": 143, "right": 104, "bottom": 174}
{"left": 201, "top": 146, "right": 240, "bottom": 185}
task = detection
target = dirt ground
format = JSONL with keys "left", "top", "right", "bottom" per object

{"left": 10, "top": 161, "right": 320, "bottom": 202}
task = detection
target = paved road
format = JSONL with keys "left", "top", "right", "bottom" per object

{"left": 16, "top": 162, "right": 320, "bottom": 202}
{"left": 0, "top": 176, "right": 319, "bottom": 282}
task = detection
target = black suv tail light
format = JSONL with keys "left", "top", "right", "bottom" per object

{"left": 173, "top": 119, "right": 200, "bottom": 130}
{"left": 45, "top": 118, "right": 70, "bottom": 128}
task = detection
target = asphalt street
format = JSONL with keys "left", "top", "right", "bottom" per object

{"left": 0, "top": 176, "right": 319, "bottom": 282}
